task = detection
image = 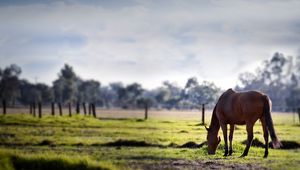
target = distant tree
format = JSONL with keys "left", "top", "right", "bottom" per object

{"left": 286, "top": 55, "right": 300, "bottom": 111}
{"left": 100, "top": 86, "right": 116, "bottom": 108}
{"left": 117, "top": 83, "right": 144, "bottom": 108}
{"left": 183, "top": 77, "right": 221, "bottom": 108}
{"left": 236, "top": 52, "right": 295, "bottom": 111}
{"left": 125, "top": 83, "right": 144, "bottom": 106}
{"left": 52, "top": 64, "right": 78, "bottom": 104}
{"left": 109, "top": 82, "right": 125, "bottom": 107}
{"left": 154, "top": 81, "right": 182, "bottom": 109}
{"left": 0, "top": 64, "right": 22, "bottom": 106}
{"left": 78, "top": 79, "right": 101, "bottom": 104}
{"left": 35, "top": 83, "right": 53, "bottom": 104}
{"left": 19, "top": 80, "right": 53, "bottom": 105}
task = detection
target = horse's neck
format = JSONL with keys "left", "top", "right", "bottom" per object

{"left": 209, "top": 109, "right": 220, "bottom": 133}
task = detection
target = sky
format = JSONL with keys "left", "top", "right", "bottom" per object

{"left": 0, "top": 0, "right": 299, "bottom": 90}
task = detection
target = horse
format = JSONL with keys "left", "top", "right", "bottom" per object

{"left": 206, "top": 88, "right": 281, "bottom": 158}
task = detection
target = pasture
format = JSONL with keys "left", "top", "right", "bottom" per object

{"left": 0, "top": 109, "right": 299, "bottom": 170}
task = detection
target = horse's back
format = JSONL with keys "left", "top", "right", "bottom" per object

{"left": 216, "top": 89, "right": 266, "bottom": 124}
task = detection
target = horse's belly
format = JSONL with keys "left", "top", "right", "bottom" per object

{"left": 234, "top": 121, "right": 246, "bottom": 125}
{"left": 226, "top": 114, "right": 246, "bottom": 125}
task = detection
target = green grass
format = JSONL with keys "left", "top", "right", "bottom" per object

{"left": 0, "top": 148, "right": 116, "bottom": 170}
{"left": 0, "top": 112, "right": 299, "bottom": 169}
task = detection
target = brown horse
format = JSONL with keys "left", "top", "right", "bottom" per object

{"left": 206, "top": 89, "right": 281, "bottom": 158}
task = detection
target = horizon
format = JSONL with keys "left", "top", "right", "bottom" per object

{"left": 0, "top": 0, "right": 299, "bottom": 90}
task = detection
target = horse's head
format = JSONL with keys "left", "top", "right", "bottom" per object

{"left": 206, "top": 126, "right": 221, "bottom": 155}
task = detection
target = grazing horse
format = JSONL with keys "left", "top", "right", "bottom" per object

{"left": 206, "top": 89, "right": 281, "bottom": 158}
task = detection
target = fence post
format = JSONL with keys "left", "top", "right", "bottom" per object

{"left": 202, "top": 104, "right": 205, "bottom": 125}
{"left": 76, "top": 102, "right": 80, "bottom": 114}
{"left": 83, "top": 102, "right": 86, "bottom": 115}
{"left": 88, "top": 103, "right": 91, "bottom": 116}
{"left": 144, "top": 102, "right": 148, "bottom": 120}
{"left": 2, "top": 100, "right": 6, "bottom": 115}
{"left": 68, "top": 103, "right": 72, "bottom": 117}
{"left": 38, "top": 102, "right": 42, "bottom": 118}
{"left": 51, "top": 102, "right": 55, "bottom": 116}
{"left": 33, "top": 102, "right": 36, "bottom": 117}
{"left": 58, "top": 102, "right": 62, "bottom": 116}
{"left": 29, "top": 103, "right": 32, "bottom": 115}
{"left": 92, "top": 103, "right": 96, "bottom": 118}
{"left": 297, "top": 107, "right": 300, "bottom": 123}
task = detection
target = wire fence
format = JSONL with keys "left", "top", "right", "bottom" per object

{"left": 1, "top": 100, "right": 300, "bottom": 124}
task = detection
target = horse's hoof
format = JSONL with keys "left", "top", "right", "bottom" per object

{"left": 228, "top": 150, "right": 233, "bottom": 156}
{"left": 224, "top": 150, "right": 228, "bottom": 157}
{"left": 263, "top": 154, "right": 268, "bottom": 158}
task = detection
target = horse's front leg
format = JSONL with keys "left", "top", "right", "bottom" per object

{"left": 229, "top": 124, "right": 234, "bottom": 156}
{"left": 241, "top": 122, "right": 254, "bottom": 157}
{"left": 220, "top": 123, "right": 228, "bottom": 156}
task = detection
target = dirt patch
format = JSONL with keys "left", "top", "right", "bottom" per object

{"left": 102, "top": 139, "right": 163, "bottom": 147}
{"left": 136, "top": 119, "right": 145, "bottom": 122}
{"left": 161, "top": 121, "right": 173, "bottom": 123}
{"left": 0, "top": 133, "right": 16, "bottom": 138}
{"left": 272, "top": 140, "right": 300, "bottom": 149}
{"left": 128, "top": 159, "right": 268, "bottom": 170}
{"left": 177, "top": 141, "right": 206, "bottom": 148}
{"left": 38, "top": 139, "right": 56, "bottom": 147}
{"left": 1, "top": 139, "right": 208, "bottom": 149}
{"left": 242, "top": 138, "right": 265, "bottom": 148}
{"left": 241, "top": 138, "right": 300, "bottom": 149}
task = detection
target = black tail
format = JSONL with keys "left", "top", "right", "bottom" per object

{"left": 263, "top": 95, "right": 281, "bottom": 148}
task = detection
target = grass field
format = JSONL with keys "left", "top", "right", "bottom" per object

{"left": 0, "top": 109, "right": 299, "bottom": 170}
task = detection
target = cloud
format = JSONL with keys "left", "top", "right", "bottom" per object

{"left": 0, "top": 0, "right": 299, "bottom": 89}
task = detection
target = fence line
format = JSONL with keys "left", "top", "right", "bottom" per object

{"left": 1, "top": 100, "right": 299, "bottom": 124}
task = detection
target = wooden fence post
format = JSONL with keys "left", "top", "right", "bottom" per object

{"left": 58, "top": 102, "right": 62, "bottom": 116}
{"left": 92, "top": 103, "right": 96, "bottom": 118}
{"left": 297, "top": 108, "right": 300, "bottom": 124}
{"left": 51, "top": 102, "right": 55, "bottom": 116}
{"left": 144, "top": 102, "right": 148, "bottom": 120}
{"left": 29, "top": 103, "right": 32, "bottom": 115}
{"left": 2, "top": 100, "right": 6, "bottom": 115}
{"left": 202, "top": 104, "right": 205, "bottom": 125}
{"left": 88, "top": 103, "right": 91, "bottom": 116}
{"left": 38, "top": 102, "right": 42, "bottom": 118}
{"left": 83, "top": 102, "right": 86, "bottom": 115}
{"left": 76, "top": 102, "right": 80, "bottom": 114}
{"left": 33, "top": 102, "right": 36, "bottom": 117}
{"left": 68, "top": 103, "right": 72, "bottom": 117}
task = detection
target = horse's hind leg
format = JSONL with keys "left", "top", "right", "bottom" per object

{"left": 261, "top": 118, "right": 269, "bottom": 158}
{"left": 229, "top": 124, "right": 234, "bottom": 156}
{"left": 241, "top": 122, "right": 254, "bottom": 157}
{"left": 220, "top": 123, "right": 228, "bottom": 156}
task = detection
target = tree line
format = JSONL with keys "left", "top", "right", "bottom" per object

{"left": 0, "top": 64, "right": 221, "bottom": 109}
{"left": 1, "top": 52, "right": 299, "bottom": 111}
{"left": 236, "top": 52, "right": 300, "bottom": 111}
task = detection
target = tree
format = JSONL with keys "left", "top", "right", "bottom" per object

{"left": 0, "top": 64, "right": 22, "bottom": 105}
{"left": 183, "top": 77, "right": 221, "bottom": 109}
{"left": 236, "top": 52, "right": 296, "bottom": 111}
{"left": 78, "top": 79, "right": 101, "bottom": 104}
{"left": 19, "top": 80, "right": 53, "bottom": 105}
{"left": 153, "top": 81, "right": 183, "bottom": 109}
{"left": 52, "top": 64, "right": 77, "bottom": 104}
{"left": 286, "top": 55, "right": 300, "bottom": 111}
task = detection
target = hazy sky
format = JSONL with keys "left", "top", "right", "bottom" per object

{"left": 0, "top": 0, "right": 299, "bottom": 89}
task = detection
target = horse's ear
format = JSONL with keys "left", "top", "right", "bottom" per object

{"left": 218, "top": 136, "right": 221, "bottom": 144}
{"left": 205, "top": 125, "right": 209, "bottom": 131}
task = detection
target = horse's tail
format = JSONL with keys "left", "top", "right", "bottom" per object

{"left": 262, "top": 95, "right": 281, "bottom": 148}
